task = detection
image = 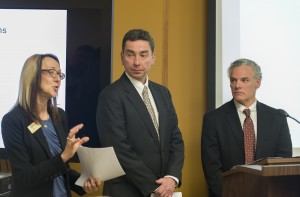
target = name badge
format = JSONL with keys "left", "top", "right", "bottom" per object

{"left": 27, "top": 122, "right": 41, "bottom": 134}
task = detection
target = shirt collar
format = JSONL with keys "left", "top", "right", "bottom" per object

{"left": 125, "top": 72, "right": 149, "bottom": 94}
{"left": 234, "top": 100, "right": 257, "bottom": 113}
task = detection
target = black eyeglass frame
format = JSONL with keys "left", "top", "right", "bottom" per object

{"left": 41, "top": 69, "right": 65, "bottom": 80}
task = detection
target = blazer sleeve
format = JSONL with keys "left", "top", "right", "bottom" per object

{"left": 156, "top": 86, "right": 184, "bottom": 185}
{"left": 201, "top": 113, "right": 222, "bottom": 197}
{"left": 68, "top": 168, "right": 86, "bottom": 195}
{"left": 255, "top": 103, "right": 293, "bottom": 159}
{"left": 264, "top": 110, "right": 292, "bottom": 157}
{"left": 277, "top": 118, "right": 293, "bottom": 156}
{"left": 58, "top": 108, "right": 86, "bottom": 196}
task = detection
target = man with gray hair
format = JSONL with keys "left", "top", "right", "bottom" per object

{"left": 201, "top": 58, "right": 292, "bottom": 196}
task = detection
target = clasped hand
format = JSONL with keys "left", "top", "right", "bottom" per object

{"left": 153, "top": 177, "right": 176, "bottom": 197}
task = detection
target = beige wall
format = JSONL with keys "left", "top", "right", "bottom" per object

{"left": 72, "top": 0, "right": 208, "bottom": 196}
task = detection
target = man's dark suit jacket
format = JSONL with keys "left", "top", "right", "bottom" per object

{"left": 96, "top": 73, "right": 184, "bottom": 197}
{"left": 1, "top": 105, "right": 85, "bottom": 197}
{"left": 201, "top": 99, "right": 292, "bottom": 197}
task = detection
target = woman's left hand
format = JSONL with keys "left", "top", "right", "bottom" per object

{"left": 83, "top": 176, "right": 101, "bottom": 193}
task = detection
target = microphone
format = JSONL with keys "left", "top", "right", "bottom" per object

{"left": 278, "top": 109, "right": 300, "bottom": 124}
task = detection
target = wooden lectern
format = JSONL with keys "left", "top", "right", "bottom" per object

{"left": 222, "top": 157, "right": 300, "bottom": 197}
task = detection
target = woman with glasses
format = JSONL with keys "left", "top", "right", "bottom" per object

{"left": 1, "top": 54, "right": 101, "bottom": 197}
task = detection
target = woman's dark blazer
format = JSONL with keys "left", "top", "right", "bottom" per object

{"left": 1, "top": 105, "right": 85, "bottom": 197}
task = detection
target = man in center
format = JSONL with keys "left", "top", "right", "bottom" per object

{"left": 96, "top": 29, "right": 184, "bottom": 197}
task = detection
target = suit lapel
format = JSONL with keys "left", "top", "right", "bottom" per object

{"left": 20, "top": 106, "right": 52, "bottom": 157}
{"left": 30, "top": 112, "right": 66, "bottom": 158}
{"left": 149, "top": 83, "right": 166, "bottom": 144}
{"left": 225, "top": 100, "right": 244, "bottom": 148}
{"left": 31, "top": 126, "right": 52, "bottom": 157}
{"left": 255, "top": 101, "right": 266, "bottom": 157}
{"left": 121, "top": 74, "right": 160, "bottom": 146}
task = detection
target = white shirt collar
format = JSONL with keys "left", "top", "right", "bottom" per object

{"left": 125, "top": 72, "right": 149, "bottom": 94}
{"left": 234, "top": 100, "right": 257, "bottom": 113}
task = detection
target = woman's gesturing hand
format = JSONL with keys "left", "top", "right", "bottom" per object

{"left": 61, "top": 123, "right": 89, "bottom": 162}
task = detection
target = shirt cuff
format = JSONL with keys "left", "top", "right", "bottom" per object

{"left": 164, "top": 175, "right": 179, "bottom": 187}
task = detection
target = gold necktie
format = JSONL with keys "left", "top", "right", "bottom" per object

{"left": 243, "top": 108, "right": 255, "bottom": 164}
{"left": 142, "top": 86, "right": 159, "bottom": 137}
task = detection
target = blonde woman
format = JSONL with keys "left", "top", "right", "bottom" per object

{"left": 1, "top": 54, "right": 101, "bottom": 197}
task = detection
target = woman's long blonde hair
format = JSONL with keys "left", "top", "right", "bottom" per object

{"left": 17, "top": 54, "right": 61, "bottom": 124}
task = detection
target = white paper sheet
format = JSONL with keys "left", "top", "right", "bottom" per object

{"left": 75, "top": 146, "right": 125, "bottom": 186}
{"left": 151, "top": 192, "right": 182, "bottom": 197}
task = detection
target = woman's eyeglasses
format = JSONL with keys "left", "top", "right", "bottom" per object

{"left": 41, "top": 69, "right": 65, "bottom": 80}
